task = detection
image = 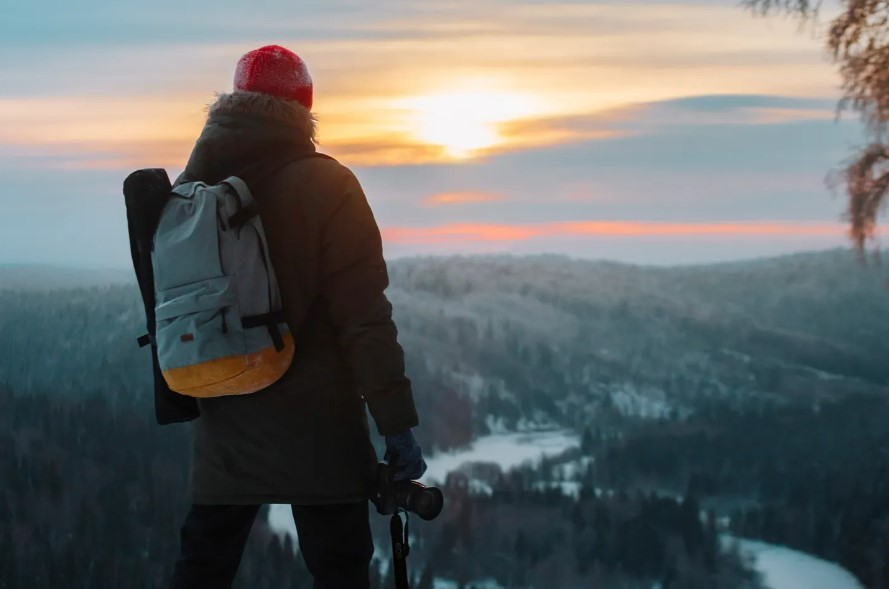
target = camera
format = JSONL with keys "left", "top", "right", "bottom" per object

{"left": 372, "top": 462, "right": 444, "bottom": 521}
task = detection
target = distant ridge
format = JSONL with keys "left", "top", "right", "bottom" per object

{"left": 390, "top": 246, "right": 886, "bottom": 270}
{"left": 0, "top": 264, "right": 135, "bottom": 291}
{"left": 1, "top": 247, "right": 884, "bottom": 291}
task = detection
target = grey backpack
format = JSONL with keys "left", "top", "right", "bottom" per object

{"left": 148, "top": 176, "right": 294, "bottom": 398}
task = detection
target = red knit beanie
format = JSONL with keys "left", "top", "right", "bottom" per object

{"left": 234, "top": 45, "right": 313, "bottom": 110}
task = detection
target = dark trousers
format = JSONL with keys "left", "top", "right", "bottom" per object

{"left": 169, "top": 502, "right": 374, "bottom": 589}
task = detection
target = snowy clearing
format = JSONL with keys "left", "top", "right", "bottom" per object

{"left": 267, "top": 504, "right": 297, "bottom": 544}
{"left": 268, "top": 430, "right": 579, "bottom": 543}
{"left": 420, "top": 429, "right": 580, "bottom": 485}
{"left": 434, "top": 578, "right": 500, "bottom": 589}
{"left": 268, "top": 434, "right": 865, "bottom": 589}
{"left": 731, "top": 538, "right": 864, "bottom": 589}
{"left": 269, "top": 515, "right": 865, "bottom": 589}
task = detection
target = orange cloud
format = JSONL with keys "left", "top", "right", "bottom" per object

{"left": 6, "top": 139, "right": 194, "bottom": 171}
{"left": 422, "top": 191, "right": 506, "bottom": 207}
{"left": 497, "top": 116, "right": 628, "bottom": 148}
{"left": 381, "top": 221, "right": 851, "bottom": 244}
{"left": 323, "top": 139, "right": 450, "bottom": 167}
{"left": 0, "top": 96, "right": 202, "bottom": 170}
{"left": 746, "top": 107, "right": 836, "bottom": 124}
{"left": 0, "top": 0, "right": 841, "bottom": 170}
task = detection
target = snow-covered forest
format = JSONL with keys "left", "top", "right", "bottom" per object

{"left": 1, "top": 250, "right": 888, "bottom": 588}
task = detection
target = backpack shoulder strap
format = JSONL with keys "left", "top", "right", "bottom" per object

{"left": 220, "top": 176, "right": 253, "bottom": 208}
{"left": 228, "top": 152, "right": 336, "bottom": 229}
{"left": 264, "top": 151, "right": 336, "bottom": 181}
{"left": 224, "top": 177, "right": 257, "bottom": 230}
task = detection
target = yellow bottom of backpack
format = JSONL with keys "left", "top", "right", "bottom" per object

{"left": 162, "top": 332, "right": 295, "bottom": 398}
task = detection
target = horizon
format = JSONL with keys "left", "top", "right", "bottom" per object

{"left": 3, "top": 0, "right": 882, "bottom": 267}
{"left": 0, "top": 245, "right": 881, "bottom": 276}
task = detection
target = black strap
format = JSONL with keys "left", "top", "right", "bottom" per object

{"left": 267, "top": 324, "right": 284, "bottom": 352}
{"left": 227, "top": 151, "right": 336, "bottom": 229}
{"left": 241, "top": 311, "right": 286, "bottom": 329}
{"left": 241, "top": 311, "right": 287, "bottom": 352}
{"left": 227, "top": 203, "right": 259, "bottom": 230}
{"left": 390, "top": 513, "right": 410, "bottom": 589}
{"left": 140, "top": 313, "right": 286, "bottom": 351}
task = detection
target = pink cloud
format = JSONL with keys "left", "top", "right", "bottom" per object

{"left": 422, "top": 191, "right": 506, "bottom": 207}
{"left": 381, "top": 220, "right": 853, "bottom": 245}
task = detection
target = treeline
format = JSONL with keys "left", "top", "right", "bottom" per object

{"left": 0, "top": 384, "right": 313, "bottom": 589}
{"left": 401, "top": 471, "right": 764, "bottom": 589}
{"left": 0, "top": 384, "right": 762, "bottom": 588}
{"left": 595, "top": 394, "right": 889, "bottom": 589}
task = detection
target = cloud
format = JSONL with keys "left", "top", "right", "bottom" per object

{"left": 322, "top": 139, "right": 449, "bottom": 167}
{"left": 0, "top": 140, "right": 194, "bottom": 172}
{"left": 3, "top": 0, "right": 837, "bottom": 161}
{"left": 636, "top": 94, "right": 837, "bottom": 125}
{"left": 1, "top": 0, "right": 871, "bottom": 269}
{"left": 381, "top": 220, "right": 850, "bottom": 245}
{"left": 495, "top": 117, "right": 628, "bottom": 152}
{"left": 652, "top": 95, "right": 832, "bottom": 113}
{"left": 2, "top": 92, "right": 841, "bottom": 171}
{"left": 487, "top": 95, "right": 839, "bottom": 159}
{"left": 377, "top": 217, "right": 880, "bottom": 264}
{"left": 422, "top": 191, "right": 505, "bottom": 207}
{"left": 14, "top": 95, "right": 650, "bottom": 172}
{"left": 0, "top": 1, "right": 820, "bottom": 49}
{"left": 0, "top": 95, "right": 202, "bottom": 170}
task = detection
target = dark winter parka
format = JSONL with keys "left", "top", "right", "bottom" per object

{"left": 169, "top": 91, "right": 418, "bottom": 504}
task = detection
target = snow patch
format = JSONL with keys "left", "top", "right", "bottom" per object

{"left": 469, "top": 479, "right": 494, "bottom": 496}
{"left": 729, "top": 538, "right": 864, "bottom": 589}
{"left": 721, "top": 348, "right": 753, "bottom": 364}
{"left": 532, "top": 480, "right": 582, "bottom": 499}
{"left": 421, "top": 430, "right": 580, "bottom": 485}
{"left": 484, "top": 414, "right": 510, "bottom": 435}
{"left": 435, "top": 578, "right": 501, "bottom": 589}
{"left": 267, "top": 504, "right": 297, "bottom": 548}
{"left": 560, "top": 456, "right": 594, "bottom": 480}
{"left": 269, "top": 431, "right": 579, "bottom": 540}
{"left": 610, "top": 385, "right": 671, "bottom": 419}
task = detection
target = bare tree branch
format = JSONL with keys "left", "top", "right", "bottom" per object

{"left": 745, "top": 0, "right": 889, "bottom": 250}
{"left": 742, "top": 0, "right": 822, "bottom": 18}
{"left": 842, "top": 143, "right": 889, "bottom": 249}
{"left": 828, "top": 1, "right": 889, "bottom": 133}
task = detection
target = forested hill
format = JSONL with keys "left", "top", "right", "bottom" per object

{"left": 2, "top": 249, "right": 888, "bottom": 450}
{"left": 2, "top": 250, "right": 888, "bottom": 588}
{"left": 0, "top": 264, "right": 132, "bottom": 291}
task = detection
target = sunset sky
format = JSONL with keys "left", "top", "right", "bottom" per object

{"left": 1, "top": 0, "right": 872, "bottom": 267}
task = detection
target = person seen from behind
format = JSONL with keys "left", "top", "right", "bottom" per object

{"left": 167, "top": 45, "right": 427, "bottom": 589}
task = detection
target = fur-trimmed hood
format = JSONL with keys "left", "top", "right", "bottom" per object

{"left": 178, "top": 90, "right": 319, "bottom": 187}
{"left": 208, "top": 91, "right": 316, "bottom": 143}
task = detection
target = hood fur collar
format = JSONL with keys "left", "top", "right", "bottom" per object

{"left": 208, "top": 91, "right": 317, "bottom": 143}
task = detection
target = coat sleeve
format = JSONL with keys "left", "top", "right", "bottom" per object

{"left": 319, "top": 168, "right": 419, "bottom": 436}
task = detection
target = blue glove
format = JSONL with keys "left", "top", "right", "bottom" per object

{"left": 385, "top": 429, "right": 427, "bottom": 481}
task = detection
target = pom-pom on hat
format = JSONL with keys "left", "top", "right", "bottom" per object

{"left": 234, "top": 45, "right": 313, "bottom": 110}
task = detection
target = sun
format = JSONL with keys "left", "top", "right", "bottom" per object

{"left": 400, "top": 90, "right": 539, "bottom": 159}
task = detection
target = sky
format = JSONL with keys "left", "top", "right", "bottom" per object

{"left": 0, "top": 0, "right": 876, "bottom": 267}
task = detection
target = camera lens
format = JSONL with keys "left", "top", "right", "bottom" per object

{"left": 402, "top": 485, "right": 444, "bottom": 521}
{"left": 376, "top": 463, "right": 445, "bottom": 520}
